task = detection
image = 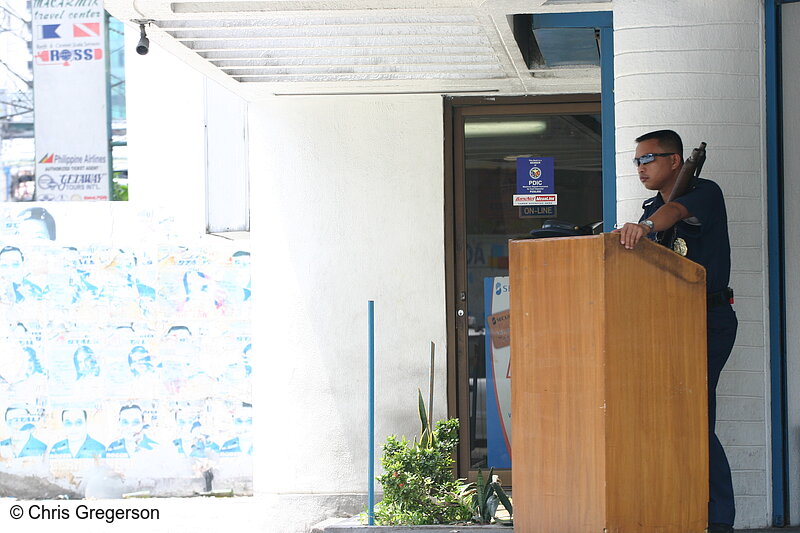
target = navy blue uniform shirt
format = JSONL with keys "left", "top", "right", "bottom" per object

{"left": 640, "top": 177, "right": 731, "bottom": 295}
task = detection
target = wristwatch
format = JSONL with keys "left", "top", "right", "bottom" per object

{"left": 640, "top": 219, "right": 655, "bottom": 233}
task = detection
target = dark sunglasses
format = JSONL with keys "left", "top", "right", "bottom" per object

{"left": 633, "top": 152, "right": 676, "bottom": 167}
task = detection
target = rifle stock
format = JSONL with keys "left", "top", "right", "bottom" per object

{"left": 656, "top": 142, "right": 707, "bottom": 248}
{"left": 667, "top": 142, "right": 707, "bottom": 202}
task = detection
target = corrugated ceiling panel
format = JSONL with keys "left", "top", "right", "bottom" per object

{"left": 152, "top": 13, "right": 509, "bottom": 84}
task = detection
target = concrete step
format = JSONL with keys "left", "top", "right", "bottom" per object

{"left": 313, "top": 517, "right": 800, "bottom": 533}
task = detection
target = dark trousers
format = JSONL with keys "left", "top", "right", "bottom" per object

{"left": 707, "top": 304, "right": 738, "bottom": 526}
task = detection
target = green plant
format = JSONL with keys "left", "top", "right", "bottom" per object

{"left": 112, "top": 176, "right": 128, "bottom": 201}
{"left": 466, "top": 468, "right": 514, "bottom": 525}
{"left": 373, "top": 390, "right": 473, "bottom": 525}
{"left": 417, "top": 385, "right": 433, "bottom": 449}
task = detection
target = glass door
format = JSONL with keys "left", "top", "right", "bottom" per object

{"left": 447, "top": 97, "right": 604, "bottom": 478}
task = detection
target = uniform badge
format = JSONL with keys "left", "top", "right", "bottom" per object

{"left": 672, "top": 237, "right": 688, "bottom": 256}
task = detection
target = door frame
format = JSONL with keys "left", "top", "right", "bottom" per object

{"left": 444, "top": 94, "right": 611, "bottom": 479}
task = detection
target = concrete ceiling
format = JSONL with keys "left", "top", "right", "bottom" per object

{"left": 105, "top": 0, "right": 609, "bottom": 99}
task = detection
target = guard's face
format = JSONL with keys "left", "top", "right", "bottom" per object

{"left": 635, "top": 139, "right": 680, "bottom": 192}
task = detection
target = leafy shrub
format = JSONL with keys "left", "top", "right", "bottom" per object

{"left": 374, "top": 397, "right": 472, "bottom": 525}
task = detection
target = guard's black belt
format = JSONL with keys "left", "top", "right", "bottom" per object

{"left": 707, "top": 287, "right": 734, "bottom": 308}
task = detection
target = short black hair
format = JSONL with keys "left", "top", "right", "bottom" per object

{"left": 5, "top": 406, "right": 30, "bottom": 420}
{"left": 61, "top": 409, "right": 87, "bottom": 421}
{"left": 0, "top": 245, "right": 23, "bottom": 261}
{"left": 635, "top": 129, "right": 684, "bottom": 158}
{"left": 119, "top": 404, "right": 142, "bottom": 416}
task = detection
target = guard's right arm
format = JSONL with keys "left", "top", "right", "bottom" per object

{"left": 617, "top": 201, "right": 690, "bottom": 250}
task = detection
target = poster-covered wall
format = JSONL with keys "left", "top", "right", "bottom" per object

{"left": 0, "top": 202, "right": 252, "bottom": 496}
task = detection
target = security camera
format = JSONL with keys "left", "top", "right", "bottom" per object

{"left": 136, "top": 23, "right": 149, "bottom": 55}
{"left": 131, "top": 19, "right": 155, "bottom": 56}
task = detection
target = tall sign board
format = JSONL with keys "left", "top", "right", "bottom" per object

{"left": 31, "top": 0, "right": 109, "bottom": 201}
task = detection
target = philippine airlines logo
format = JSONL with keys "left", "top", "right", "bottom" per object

{"left": 529, "top": 167, "right": 542, "bottom": 179}
{"left": 39, "top": 153, "right": 55, "bottom": 164}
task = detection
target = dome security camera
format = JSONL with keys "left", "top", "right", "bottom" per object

{"left": 136, "top": 23, "right": 149, "bottom": 55}
{"left": 131, "top": 19, "right": 155, "bottom": 55}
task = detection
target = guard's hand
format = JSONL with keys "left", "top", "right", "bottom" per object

{"left": 615, "top": 222, "right": 649, "bottom": 250}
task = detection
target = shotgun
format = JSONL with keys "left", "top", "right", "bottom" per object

{"left": 656, "top": 142, "right": 707, "bottom": 251}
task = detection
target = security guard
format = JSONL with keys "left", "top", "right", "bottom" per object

{"left": 617, "top": 129, "right": 738, "bottom": 533}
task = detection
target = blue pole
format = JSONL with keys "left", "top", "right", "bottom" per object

{"left": 368, "top": 300, "right": 375, "bottom": 525}
{"left": 765, "top": 0, "right": 787, "bottom": 525}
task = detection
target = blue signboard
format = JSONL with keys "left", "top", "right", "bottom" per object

{"left": 484, "top": 277, "right": 511, "bottom": 469}
{"left": 516, "top": 157, "right": 555, "bottom": 196}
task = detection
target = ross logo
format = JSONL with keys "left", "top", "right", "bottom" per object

{"left": 529, "top": 167, "right": 542, "bottom": 179}
{"left": 35, "top": 48, "right": 103, "bottom": 66}
{"left": 39, "top": 153, "right": 54, "bottom": 164}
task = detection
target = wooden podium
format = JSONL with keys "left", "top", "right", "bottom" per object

{"left": 509, "top": 233, "right": 708, "bottom": 533}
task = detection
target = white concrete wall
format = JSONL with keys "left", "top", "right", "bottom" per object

{"left": 783, "top": 1, "right": 800, "bottom": 526}
{"left": 126, "top": 30, "right": 250, "bottom": 235}
{"left": 124, "top": 31, "right": 206, "bottom": 232}
{"left": 613, "top": 1, "right": 769, "bottom": 528}
{"left": 249, "top": 94, "right": 448, "bottom": 530}
{"left": 205, "top": 80, "right": 249, "bottom": 233}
